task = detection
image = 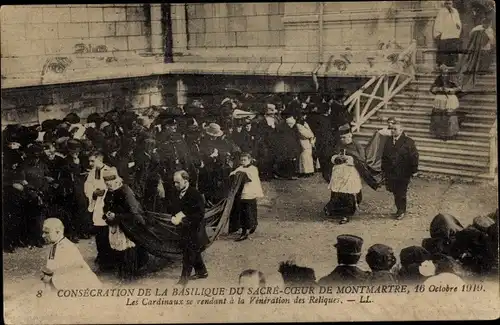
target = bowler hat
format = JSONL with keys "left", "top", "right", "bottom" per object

{"left": 64, "top": 113, "right": 80, "bottom": 124}
{"left": 334, "top": 234, "right": 363, "bottom": 255}
{"left": 66, "top": 139, "right": 81, "bottom": 153}
{"left": 399, "top": 246, "right": 431, "bottom": 268}
{"left": 86, "top": 113, "right": 103, "bottom": 126}
{"left": 41, "top": 119, "right": 59, "bottom": 132}
{"left": 205, "top": 123, "right": 224, "bottom": 137}
{"left": 26, "top": 143, "right": 44, "bottom": 156}
{"left": 366, "top": 244, "right": 397, "bottom": 271}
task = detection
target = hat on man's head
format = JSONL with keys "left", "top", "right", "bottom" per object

{"left": 334, "top": 234, "right": 363, "bottom": 255}
{"left": 64, "top": 113, "right": 80, "bottom": 124}
{"left": 26, "top": 143, "right": 44, "bottom": 156}
{"left": 86, "top": 113, "right": 103, "bottom": 126}
{"left": 41, "top": 119, "right": 59, "bottom": 132}
{"left": 104, "top": 137, "right": 121, "bottom": 153}
{"left": 66, "top": 139, "right": 81, "bottom": 153}
{"left": 103, "top": 167, "right": 119, "bottom": 182}
{"left": 399, "top": 246, "right": 431, "bottom": 268}
{"left": 339, "top": 124, "right": 352, "bottom": 135}
{"left": 365, "top": 244, "right": 397, "bottom": 271}
{"left": 205, "top": 123, "right": 224, "bottom": 137}
{"left": 387, "top": 117, "right": 399, "bottom": 125}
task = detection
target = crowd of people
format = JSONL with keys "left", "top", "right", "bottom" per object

{"left": 240, "top": 210, "right": 499, "bottom": 288}
{"left": 2, "top": 88, "right": 354, "bottom": 254}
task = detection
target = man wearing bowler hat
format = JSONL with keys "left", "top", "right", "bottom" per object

{"left": 381, "top": 117, "right": 419, "bottom": 220}
{"left": 318, "top": 234, "right": 370, "bottom": 285}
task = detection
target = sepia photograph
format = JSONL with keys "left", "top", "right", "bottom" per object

{"left": 1, "top": 1, "right": 498, "bottom": 323}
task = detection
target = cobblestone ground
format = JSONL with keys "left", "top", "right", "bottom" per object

{"left": 3, "top": 174, "right": 498, "bottom": 299}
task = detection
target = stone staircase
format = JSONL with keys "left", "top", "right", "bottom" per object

{"left": 354, "top": 69, "right": 497, "bottom": 180}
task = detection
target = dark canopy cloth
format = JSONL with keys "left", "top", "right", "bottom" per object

{"left": 117, "top": 172, "right": 247, "bottom": 257}
{"left": 453, "top": 28, "right": 493, "bottom": 91}
{"left": 356, "top": 130, "right": 391, "bottom": 190}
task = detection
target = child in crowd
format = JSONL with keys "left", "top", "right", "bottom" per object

{"left": 230, "top": 152, "right": 264, "bottom": 241}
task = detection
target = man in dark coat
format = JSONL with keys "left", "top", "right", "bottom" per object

{"left": 329, "top": 88, "right": 353, "bottom": 130}
{"left": 275, "top": 115, "right": 302, "bottom": 180}
{"left": 198, "top": 123, "right": 240, "bottom": 204}
{"left": 20, "top": 143, "right": 53, "bottom": 248}
{"left": 133, "top": 138, "right": 165, "bottom": 212}
{"left": 2, "top": 134, "right": 28, "bottom": 252}
{"left": 170, "top": 170, "right": 209, "bottom": 286}
{"left": 156, "top": 118, "right": 197, "bottom": 209}
{"left": 318, "top": 234, "right": 370, "bottom": 285}
{"left": 306, "top": 102, "right": 337, "bottom": 182}
{"left": 381, "top": 118, "right": 419, "bottom": 220}
{"left": 365, "top": 244, "right": 398, "bottom": 283}
{"left": 62, "top": 139, "right": 93, "bottom": 239}
{"left": 253, "top": 104, "right": 281, "bottom": 181}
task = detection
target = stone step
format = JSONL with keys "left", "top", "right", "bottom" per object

{"left": 415, "top": 73, "right": 497, "bottom": 82}
{"left": 369, "top": 115, "right": 492, "bottom": 133}
{"left": 375, "top": 108, "right": 495, "bottom": 124}
{"left": 385, "top": 102, "right": 498, "bottom": 116}
{"left": 357, "top": 138, "right": 490, "bottom": 163}
{"left": 411, "top": 79, "right": 495, "bottom": 91}
{"left": 360, "top": 123, "right": 491, "bottom": 142}
{"left": 417, "top": 156, "right": 489, "bottom": 174}
{"left": 418, "top": 165, "right": 495, "bottom": 180}
{"left": 354, "top": 131, "right": 490, "bottom": 152}
{"left": 394, "top": 92, "right": 497, "bottom": 103}
{"left": 391, "top": 95, "right": 497, "bottom": 110}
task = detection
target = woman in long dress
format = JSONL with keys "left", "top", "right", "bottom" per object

{"left": 430, "top": 64, "right": 462, "bottom": 140}
{"left": 454, "top": 17, "right": 496, "bottom": 91}
{"left": 324, "top": 125, "right": 364, "bottom": 224}
{"left": 296, "top": 116, "right": 316, "bottom": 177}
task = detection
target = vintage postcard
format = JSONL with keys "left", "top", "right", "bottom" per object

{"left": 2, "top": 2, "right": 498, "bottom": 323}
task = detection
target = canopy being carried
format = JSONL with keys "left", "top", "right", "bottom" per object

{"left": 117, "top": 172, "right": 247, "bottom": 257}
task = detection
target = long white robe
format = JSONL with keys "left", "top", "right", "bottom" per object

{"left": 297, "top": 122, "right": 315, "bottom": 174}
{"left": 46, "top": 238, "right": 101, "bottom": 289}
{"left": 84, "top": 165, "right": 112, "bottom": 226}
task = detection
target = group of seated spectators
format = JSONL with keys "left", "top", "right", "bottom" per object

{"left": 239, "top": 210, "right": 498, "bottom": 287}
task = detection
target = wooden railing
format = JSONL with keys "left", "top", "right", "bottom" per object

{"left": 344, "top": 39, "right": 417, "bottom": 132}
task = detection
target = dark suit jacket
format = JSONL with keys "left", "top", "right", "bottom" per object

{"left": 381, "top": 133, "right": 419, "bottom": 181}
{"left": 171, "top": 186, "right": 208, "bottom": 251}
{"left": 317, "top": 265, "right": 370, "bottom": 285}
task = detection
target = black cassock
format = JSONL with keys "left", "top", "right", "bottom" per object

{"left": 103, "top": 184, "right": 149, "bottom": 278}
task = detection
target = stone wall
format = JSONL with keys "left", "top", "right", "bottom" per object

{"left": 184, "top": 3, "right": 285, "bottom": 49}
{"left": 1, "top": 4, "right": 165, "bottom": 88}
{"left": 1, "top": 76, "right": 176, "bottom": 126}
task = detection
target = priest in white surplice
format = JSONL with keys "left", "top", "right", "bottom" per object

{"left": 41, "top": 218, "right": 101, "bottom": 290}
